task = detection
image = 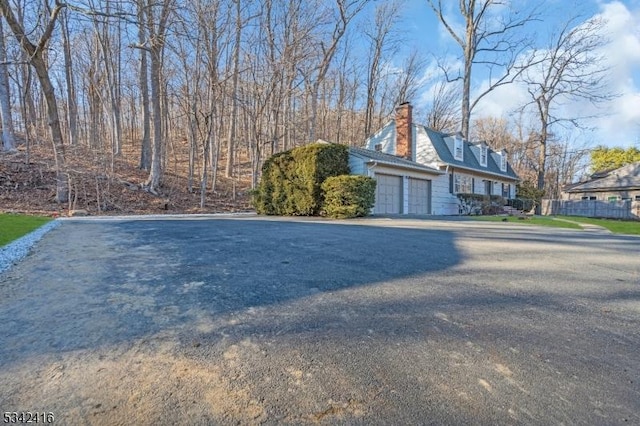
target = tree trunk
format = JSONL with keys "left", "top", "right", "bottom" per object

{"left": 145, "top": 46, "right": 163, "bottom": 193}
{"left": 0, "top": 20, "right": 15, "bottom": 151}
{"left": 225, "top": 0, "right": 241, "bottom": 178}
{"left": 138, "top": 0, "right": 151, "bottom": 170}
{"left": 60, "top": 11, "right": 78, "bottom": 146}
{"left": 33, "top": 54, "right": 68, "bottom": 202}
{"left": 0, "top": 0, "right": 67, "bottom": 202}
{"left": 461, "top": 8, "right": 474, "bottom": 140}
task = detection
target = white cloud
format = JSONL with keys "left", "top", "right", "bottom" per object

{"left": 592, "top": 1, "right": 640, "bottom": 145}
{"left": 471, "top": 1, "right": 640, "bottom": 147}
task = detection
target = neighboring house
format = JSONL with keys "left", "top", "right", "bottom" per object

{"left": 350, "top": 102, "right": 519, "bottom": 215}
{"left": 562, "top": 162, "right": 640, "bottom": 201}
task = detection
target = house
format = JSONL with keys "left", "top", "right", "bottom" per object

{"left": 562, "top": 162, "right": 640, "bottom": 201}
{"left": 350, "top": 102, "right": 519, "bottom": 215}
{"left": 349, "top": 145, "right": 443, "bottom": 215}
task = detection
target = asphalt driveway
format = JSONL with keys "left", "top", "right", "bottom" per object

{"left": 1, "top": 215, "right": 639, "bottom": 424}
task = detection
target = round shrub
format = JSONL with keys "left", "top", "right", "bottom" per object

{"left": 321, "top": 175, "right": 376, "bottom": 219}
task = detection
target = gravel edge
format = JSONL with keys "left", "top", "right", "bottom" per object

{"left": 0, "top": 220, "right": 61, "bottom": 274}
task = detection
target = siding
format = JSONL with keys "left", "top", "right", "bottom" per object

{"left": 415, "top": 125, "right": 440, "bottom": 167}
{"left": 431, "top": 174, "right": 459, "bottom": 215}
{"left": 431, "top": 171, "right": 516, "bottom": 215}
{"left": 364, "top": 122, "right": 396, "bottom": 154}
{"left": 348, "top": 154, "right": 366, "bottom": 176}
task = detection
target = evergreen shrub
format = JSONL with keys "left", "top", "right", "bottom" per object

{"left": 321, "top": 175, "right": 376, "bottom": 218}
{"left": 253, "top": 143, "right": 349, "bottom": 215}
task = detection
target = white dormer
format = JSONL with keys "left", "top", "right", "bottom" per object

{"left": 499, "top": 149, "right": 507, "bottom": 172}
{"left": 454, "top": 135, "right": 463, "bottom": 161}
{"left": 480, "top": 143, "right": 488, "bottom": 167}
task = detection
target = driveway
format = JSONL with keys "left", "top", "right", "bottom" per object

{"left": 1, "top": 216, "right": 639, "bottom": 424}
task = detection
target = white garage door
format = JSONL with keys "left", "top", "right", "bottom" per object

{"left": 375, "top": 174, "right": 402, "bottom": 214}
{"left": 408, "top": 178, "right": 431, "bottom": 215}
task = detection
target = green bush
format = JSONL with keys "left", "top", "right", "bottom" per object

{"left": 321, "top": 175, "right": 376, "bottom": 218}
{"left": 253, "top": 143, "right": 350, "bottom": 216}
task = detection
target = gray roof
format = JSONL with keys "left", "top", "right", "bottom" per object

{"left": 421, "top": 126, "right": 519, "bottom": 181}
{"left": 566, "top": 162, "right": 640, "bottom": 192}
{"left": 349, "top": 146, "right": 442, "bottom": 174}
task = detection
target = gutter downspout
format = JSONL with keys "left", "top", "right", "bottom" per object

{"left": 367, "top": 161, "right": 378, "bottom": 216}
{"left": 367, "top": 161, "right": 378, "bottom": 177}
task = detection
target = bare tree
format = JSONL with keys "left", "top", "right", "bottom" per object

{"left": 393, "top": 50, "right": 425, "bottom": 108}
{"left": 137, "top": 0, "right": 151, "bottom": 170}
{"left": 225, "top": 0, "right": 242, "bottom": 178}
{"left": 426, "top": 0, "right": 537, "bottom": 139}
{"left": 308, "top": 0, "right": 368, "bottom": 141}
{"left": 520, "top": 16, "right": 614, "bottom": 206}
{"left": 425, "top": 81, "right": 461, "bottom": 132}
{"left": 140, "top": 0, "right": 175, "bottom": 194}
{"left": 0, "top": 19, "right": 15, "bottom": 151}
{"left": 0, "top": 0, "right": 68, "bottom": 202}
{"left": 60, "top": 9, "right": 78, "bottom": 147}
{"left": 89, "top": 0, "right": 124, "bottom": 158}
{"left": 363, "top": 1, "right": 399, "bottom": 137}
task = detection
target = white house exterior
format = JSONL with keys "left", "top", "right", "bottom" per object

{"left": 352, "top": 102, "right": 519, "bottom": 215}
{"left": 349, "top": 146, "right": 442, "bottom": 215}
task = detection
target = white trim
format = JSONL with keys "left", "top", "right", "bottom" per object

{"left": 454, "top": 136, "right": 464, "bottom": 161}
{"left": 436, "top": 162, "right": 518, "bottom": 182}
{"left": 480, "top": 145, "right": 488, "bottom": 167}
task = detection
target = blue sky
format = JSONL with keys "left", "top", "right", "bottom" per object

{"left": 397, "top": 0, "right": 640, "bottom": 148}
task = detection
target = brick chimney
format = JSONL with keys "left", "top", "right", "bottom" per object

{"left": 395, "top": 102, "right": 413, "bottom": 160}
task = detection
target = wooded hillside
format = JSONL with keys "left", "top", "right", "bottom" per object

{"left": 0, "top": 1, "right": 619, "bottom": 214}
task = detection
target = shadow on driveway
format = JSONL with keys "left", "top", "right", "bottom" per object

{"left": 0, "top": 218, "right": 461, "bottom": 362}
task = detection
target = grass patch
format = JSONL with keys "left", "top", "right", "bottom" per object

{"left": 554, "top": 216, "right": 640, "bottom": 235}
{"left": 0, "top": 214, "right": 52, "bottom": 247}
{"left": 469, "top": 215, "right": 582, "bottom": 229}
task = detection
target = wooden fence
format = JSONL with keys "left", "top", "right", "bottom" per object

{"left": 542, "top": 200, "right": 640, "bottom": 220}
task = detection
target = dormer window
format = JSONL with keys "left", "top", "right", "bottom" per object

{"left": 454, "top": 136, "right": 463, "bottom": 161}
{"left": 500, "top": 150, "right": 507, "bottom": 172}
{"left": 480, "top": 145, "right": 488, "bottom": 167}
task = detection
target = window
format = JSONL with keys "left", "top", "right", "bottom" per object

{"left": 502, "top": 183, "right": 510, "bottom": 198}
{"left": 581, "top": 196, "right": 589, "bottom": 200}
{"left": 608, "top": 196, "right": 619, "bottom": 202}
{"left": 454, "top": 174, "right": 472, "bottom": 193}
{"left": 500, "top": 152, "right": 507, "bottom": 172}
{"left": 454, "top": 136, "right": 464, "bottom": 161}
{"left": 480, "top": 145, "right": 488, "bottom": 166}
{"left": 484, "top": 180, "right": 492, "bottom": 195}
{"left": 374, "top": 143, "right": 382, "bottom": 152}
{"left": 636, "top": 195, "right": 640, "bottom": 201}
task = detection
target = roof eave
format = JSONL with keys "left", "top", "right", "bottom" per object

{"left": 567, "top": 185, "right": 640, "bottom": 193}
{"left": 362, "top": 158, "right": 443, "bottom": 174}
{"left": 444, "top": 163, "right": 520, "bottom": 182}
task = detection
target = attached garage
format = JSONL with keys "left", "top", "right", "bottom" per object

{"left": 408, "top": 178, "right": 431, "bottom": 215}
{"left": 375, "top": 174, "right": 402, "bottom": 214}
{"left": 348, "top": 146, "right": 442, "bottom": 216}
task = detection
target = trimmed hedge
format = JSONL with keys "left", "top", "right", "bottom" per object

{"left": 253, "top": 143, "right": 350, "bottom": 216}
{"left": 321, "top": 175, "right": 376, "bottom": 218}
